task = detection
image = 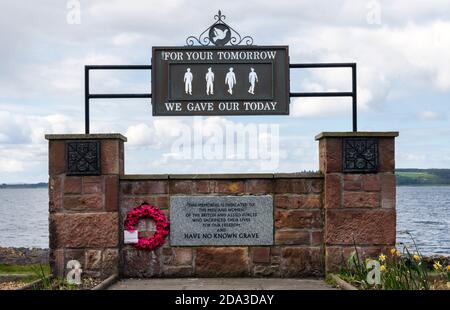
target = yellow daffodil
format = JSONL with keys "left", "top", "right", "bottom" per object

{"left": 433, "top": 261, "right": 442, "bottom": 271}
{"left": 379, "top": 254, "right": 386, "bottom": 262}
{"left": 390, "top": 248, "right": 397, "bottom": 255}
{"left": 380, "top": 265, "right": 386, "bottom": 271}
{"left": 413, "top": 254, "right": 420, "bottom": 262}
{"left": 445, "top": 265, "right": 450, "bottom": 272}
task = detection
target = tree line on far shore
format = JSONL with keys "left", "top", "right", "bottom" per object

{"left": 1, "top": 169, "right": 450, "bottom": 188}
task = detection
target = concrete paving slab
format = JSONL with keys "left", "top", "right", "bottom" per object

{"left": 108, "top": 278, "right": 336, "bottom": 290}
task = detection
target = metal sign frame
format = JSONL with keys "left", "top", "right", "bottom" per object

{"left": 83, "top": 11, "right": 357, "bottom": 133}
{"left": 84, "top": 62, "right": 357, "bottom": 133}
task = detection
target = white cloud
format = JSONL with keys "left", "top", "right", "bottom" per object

{"left": 1, "top": 1, "right": 450, "bottom": 181}
{"left": 418, "top": 111, "right": 441, "bottom": 121}
{"left": 0, "top": 159, "right": 24, "bottom": 173}
{"left": 290, "top": 98, "right": 351, "bottom": 118}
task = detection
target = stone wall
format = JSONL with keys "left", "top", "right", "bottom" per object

{"left": 46, "top": 134, "right": 125, "bottom": 278}
{"left": 317, "top": 132, "right": 398, "bottom": 272}
{"left": 46, "top": 131, "right": 398, "bottom": 278}
{"left": 119, "top": 175, "right": 324, "bottom": 278}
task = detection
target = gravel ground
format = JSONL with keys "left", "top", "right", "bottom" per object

{"left": 0, "top": 281, "right": 27, "bottom": 290}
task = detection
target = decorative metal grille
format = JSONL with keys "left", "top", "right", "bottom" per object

{"left": 343, "top": 138, "right": 378, "bottom": 173}
{"left": 66, "top": 140, "right": 101, "bottom": 175}
{"left": 186, "top": 10, "right": 254, "bottom": 47}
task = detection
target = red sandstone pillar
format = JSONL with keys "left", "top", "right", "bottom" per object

{"left": 45, "top": 134, "right": 126, "bottom": 278}
{"left": 316, "top": 132, "right": 398, "bottom": 273}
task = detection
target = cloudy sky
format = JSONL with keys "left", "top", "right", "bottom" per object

{"left": 0, "top": 0, "right": 449, "bottom": 183}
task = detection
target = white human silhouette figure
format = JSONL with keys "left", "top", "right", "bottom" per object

{"left": 184, "top": 68, "right": 193, "bottom": 95}
{"left": 225, "top": 67, "right": 236, "bottom": 95}
{"left": 205, "top": 67, "right": 214, "bottom": 95}
{"left": 248, "top": 68, "right": 258, "bottom": 94}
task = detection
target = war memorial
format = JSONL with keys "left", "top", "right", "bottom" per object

{"left": 43, "top": 11, "right": 399, "bottom": 282}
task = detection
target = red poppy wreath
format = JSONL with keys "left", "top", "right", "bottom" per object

{"left": 124, "top": 204, "right": 170, "bottom": 251}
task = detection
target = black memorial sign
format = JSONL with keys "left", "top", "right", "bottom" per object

{"left": 151, "top": 46, "right": 289, "bottom": 116}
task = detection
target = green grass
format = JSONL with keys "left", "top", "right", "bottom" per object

{"left": 396, "top": 170, "right": 450, "bottom": 185}
{"left": 0, "top": 264, "right": 51, "bottom": 284}
{"left": 0, "top": 264, "right": 50, "bottom": 275}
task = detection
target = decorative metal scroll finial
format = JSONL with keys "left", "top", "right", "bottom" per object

{"left": 186, "top": 10, "right": 254, "bottom": 46}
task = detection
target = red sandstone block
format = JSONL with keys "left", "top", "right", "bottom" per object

{"left": 252, "top": 247, "right": 271, "bottom": 263}
{"left": 280, "top": 247, "right": 323, "bottom": 277}
{"left": 132, "top": 181, "right": 168, "bottom": 195}
{"left": 164, "top": 248, "right": 193, "bottom": 266}
{"left": 193, "top": 180, "right": 213, "bottom": 194}
{"left": 119, "top": 141, "right": 125, "bottom": 175}
{"left": 50, "top": 212, "right": 119, "bottom": 248}
{"left": 121, "top": 182, "right": 133, "bottom": 195}
{"left": 169, "top": 180, "right": 193, "bottom": 194}
{"left": 102, "top": 249, "right": 119, "bottom": 275}
{"left": 162, "top": 248, "right": 173, "bottom": 256}
{"left": 271, "top": 246, "right": 281, "bottom": 256}
{"left": 64, "top": 176, "right": 82, "bottom": 194}
{"left": 305, "top": 179, "right": 324, "bottom": 194}
{"left": 215, "top": 181, "right": 244, "bottom": 194}
{"left": 324, "top": 174, "right": 342, "bottom": 209}
{"left": 311, "top": 231, "right": 323, "bottom": 246}
{"left": 145, "top": 181, "right": 168, "bottom": 194}
{"left": 49, "top": 249, "right": 65, "bottom": 278}
{"left": 63, "top": 194, "right": 103, "bottom": 211}
{"left": 121, "top": 196, "right": 169, "bottom": 215}
{"left": 83, "top": 176, "right": 103, "bottom": 194}
{"left": 274, "top": 179, "right": 308, "bottom": 194}
{"left": 49, "top": 141, "right": 65, "bottom": 175}
{"left": 163, "top": 266, "right": 193, "bottom": 277}
{"left": 148, "top": 196, "right": 169, "bottom": 209}
{"left": 319, "top": 140, "right": 326, "bottom": 172}
{"left": 105, "top": 175, "right": 119, "bottom": 212}
{"left": 274, "top": 179, "right": 291, "bottom": 193}
{"left": 319, "top": 138, "right": 342, "bottom": 173}
{"left": 325, "top": 246, "right": 344, "bottom": 273}
{"left": 85, "top": 249, "right": 102, "bottom": 269}
{"left": 123, "top": 247, "right": 161, "bottom": 277}
{"left": 275, "top": 230, "right": 310, "bottom": 245}
{"left": 245, "top": 179, "right": 274, "bottom": 194}
{"left": 273, "top": 195, "right": 290, "bottom": 209}
{"left": 379, "top": 138, "right": 395, "bottom": 172}
{"left": 275, "top": 210, "right": 322, "bottom": 229}
{"left": 343, "top": 175, "right": 361, "bottom": 191}
{"left": 253, "top": 265, "right": 279, "bottom": 277}
{"left": 359, "top": 246, "right": 391, "bottom": 259}
{"left": 195, "top": 247, "right": 249, "bottom": 277}
{"left": 326, "top": 245, "right": 390, "bottom": 272}
{"left": 274, "top": 194, "right": 322, "bottom": 209}
{"left": 343, "top": 192, "right": 380, "bottom": 208}
{"left": 381, "top": 173, "right": 396, "bottom": 208}
{"left": 325, "top": 209, "right": 396, "bottom": 245}
{"left": 49, "top": 176, "right": 62, "bottom": 213}
{"left": 362, "top": 174, "right": 381, "bottom": 192}
{"left": 101, "top": 140, "right": 120, "bottom": 174}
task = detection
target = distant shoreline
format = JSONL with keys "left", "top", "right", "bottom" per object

{"left": 0, "top": 183, "right": 47, "bottom": 189}
{"left": 1, "top": 169, "right": 450, "bottom": 188}
{"left": 396, "top": 168, "right": 450, "bottom": 186}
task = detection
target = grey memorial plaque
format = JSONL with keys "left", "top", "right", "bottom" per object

{"left": 170, "top": 195, "right": 273, "bottom": 246}
{"left": 152, "top": 46, "right": 289, "bottom": 116}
